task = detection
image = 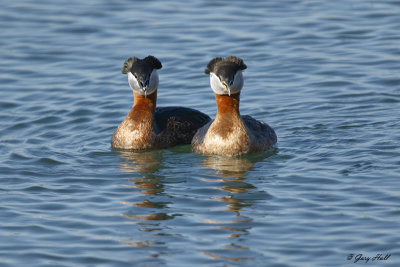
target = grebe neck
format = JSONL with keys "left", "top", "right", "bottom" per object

{"left": 215, "top": 92, "right": 240, "bottom": 118}
{"left": 127, "top": 91, "right": 157, "bottom": 120}
{"left": 133, "top": 91, "right": 157, "bottom": 111}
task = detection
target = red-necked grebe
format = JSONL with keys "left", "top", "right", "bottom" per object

{"left": 111, "top": 55, "right": 210, "bottom": 150}
{"left": 191, "top": 56, "right": 277, "bottom": 156}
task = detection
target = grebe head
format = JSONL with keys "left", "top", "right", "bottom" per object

{"left": 122, "top": 55, "right": 162, "bottom": 97}
{"left": 205, "top": 56, "right": 247, "bottom": 96}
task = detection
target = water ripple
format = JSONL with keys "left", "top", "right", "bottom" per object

{"left": 1, "top": 0, "right": 400, "bottom": 266}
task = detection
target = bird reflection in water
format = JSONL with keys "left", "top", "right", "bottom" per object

{"left": 200, "top": 151, "right": 275, "bottom": 262}
{"left": 116, "top": 149, "right": 174, "bottom": 251}
{"left": 116, "top": 149, "right": 163, "bottom": 173}
{"left": 116, "top": 149, "right": 166, "bottom": 199}
{"left": 201, "top": 150, "right": 275, "bottom": 214}
{"left": 115, "top": 148, "right": 276, "bottom": 262}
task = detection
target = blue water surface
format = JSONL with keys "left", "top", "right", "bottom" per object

{"left": 1, "top": 0, "right": 400, "bottom": 266}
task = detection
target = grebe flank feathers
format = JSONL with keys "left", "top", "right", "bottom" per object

{"left": 191, "top": 56, "right": 277, "bottom": 156}
{"left": 111, "top": 56, "right": 211, "bottom": 150}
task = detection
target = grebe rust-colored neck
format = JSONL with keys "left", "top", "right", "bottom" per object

{"left": 133, "top": 91, "right": 157, "bottom": 112}
{"left": 127, "top": 91, "right": 157, "bottom": 122}
{"left": 211, "top": 92, "right": 245, "bottom": 140}
{"left": 215, "top": 92, "right": 240, "bottom": 117}
{"left": 192, "top": 91, "right": 249, "bottom": 155}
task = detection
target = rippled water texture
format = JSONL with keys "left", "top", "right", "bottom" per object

{"left": 1, "top": 0, "right": 400, "bottom": 266}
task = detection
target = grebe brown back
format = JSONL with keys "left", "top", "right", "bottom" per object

{"left": 111, "top": 56, "right": 210, "bottom": 150}
{"left": 191, "top": 56, "right": 277, "bottom": 156}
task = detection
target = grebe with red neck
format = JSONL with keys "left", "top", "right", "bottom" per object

{"left": 192, "top": 56, "right": 277, "bottom": 156}
{"left": 111, "top": 56, "right": 210, "bottom": 150}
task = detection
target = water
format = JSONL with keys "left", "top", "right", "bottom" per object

{"left": 1, "top": 0, "right": 400, "bottom": 266}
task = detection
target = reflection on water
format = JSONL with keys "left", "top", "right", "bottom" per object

{"left": 201, "top": 151, "right": 275, "bottom": 215}
{"left": 121, "top": 212, "right": 174, "bottom": 221}
{"left": 124, "top": 176, "right": 164, "bottom": 195}
{"left": 198, "top": 152, "right": 276, "bottom": 262}
{"left": 115, "top": 149, "right": 274, "bottom": 262}
{"left": 201, "top": 155, "right": 254, "bottom": 178}
{"left": 202, "top": 251, "right": 255, "bottom": 262}
{"left": 116, "top": 149, "right": 164, "bottom": 173}
{"left": 3, "top": 0, "right": 400, "bottom": 264}
{"left": 201, "top": 149, "right": 277, "bottom": 178}
{"left": 117, "top": 150, "right": 174, "bottom": 223}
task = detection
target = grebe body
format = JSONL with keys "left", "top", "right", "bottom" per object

{"left": 192, "top": 56, "right": 277, "bottom": 156}
{"left": 111, "top": 56, "right": 210, "bottom": 150}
